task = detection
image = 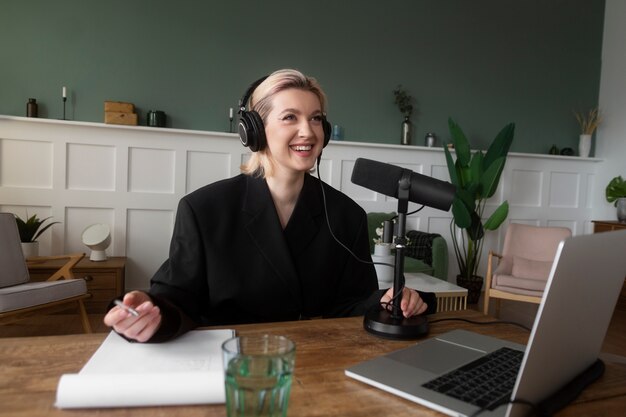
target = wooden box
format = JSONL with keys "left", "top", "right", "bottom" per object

{"left": 104, "top": 101, "right": 135, "bottom": 113}
{"left": 104, "top": 111, "right": 138, "bottom": 126}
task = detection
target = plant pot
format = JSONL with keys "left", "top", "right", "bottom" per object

{"left": 617, "top": 198, "right": 626, "bottom": 222}
{"left": 372, "top": 244, "right": 394, "bottom": 283}
{"left": 456, "top": 274, "right": 483, "bottom": 304}
{"left": 21, "top": 241, "right": 39, "bottom": 259}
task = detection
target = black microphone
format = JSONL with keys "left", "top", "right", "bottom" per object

{"left": 351, "top": 157, "right": 456, "bottom": 340}
{"left": 351, "top": 158, "right": 455, "bottom": 211}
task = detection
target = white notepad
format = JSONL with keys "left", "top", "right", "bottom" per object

{"left": 56, "top": 328, "right": 234, "bottom": 408}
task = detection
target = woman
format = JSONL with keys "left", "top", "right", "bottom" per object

{"left": 104, "top": 69, "right": 435, "bottom": 342}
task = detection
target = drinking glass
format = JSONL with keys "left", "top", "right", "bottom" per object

{"left": 222, "top": 335, "right": 295, "bottom": 417}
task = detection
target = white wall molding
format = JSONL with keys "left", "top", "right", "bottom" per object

{"left": 0, "top": 115, "right": 603, "bottom": 289}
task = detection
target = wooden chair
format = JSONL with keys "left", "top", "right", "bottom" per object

{"left": 0, "top": 213, "right": 92, "bottom": 333}
{"left": 483, "top": 223, "right": 572, "bottom": 317}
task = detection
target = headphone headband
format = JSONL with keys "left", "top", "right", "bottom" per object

{"left": 237, "top": 74, "right": 331, "bottom": 152}
{"left": 238, "top": 76, "right": 268, "bottom": 115}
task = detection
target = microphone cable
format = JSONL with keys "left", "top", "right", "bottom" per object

{"left": 315, "top": 158, "right": 393, "bottom": 269}
{"left": 315, "top": 158, "right": 405, "bottom": 313}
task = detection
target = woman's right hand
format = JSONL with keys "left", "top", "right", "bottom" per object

{"left": 103, "top": 290, "right": 162, "bottom": 343}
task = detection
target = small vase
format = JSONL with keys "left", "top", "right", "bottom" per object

{"left": 372, "top": 244, "right": 394, "bottom": 282}
{"left": 617, "top": 198, "right": 626, "bottom": 222}
{"left": 578, "top": 134, "right": 591, "bottom": 157}
{"left": 21, "top": 241, "right": 39, "bottom": 259}
{"left": 401, "top": 116, "right": 412, "bottom": 145}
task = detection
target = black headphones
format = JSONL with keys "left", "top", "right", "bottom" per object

{"left": 238, "top": 76, "right": 332, "bottom": 152}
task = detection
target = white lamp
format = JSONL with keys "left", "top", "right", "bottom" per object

{"left": 81, "top": 223, "right": 111, "bottom": 261}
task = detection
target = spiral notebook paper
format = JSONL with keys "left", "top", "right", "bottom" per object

{"left": 56, "top": 328, "right": 234, "bottom": 408}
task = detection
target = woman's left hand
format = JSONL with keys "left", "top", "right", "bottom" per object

{"left": 380, "top": 287, "right": 428, "bottom": 317}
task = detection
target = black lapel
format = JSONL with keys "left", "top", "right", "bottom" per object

{"left": 284, "top": 174, "right": 325, "bottom": 257}
{"left": 242, "top": 175, "right": 303, "bottom": 310}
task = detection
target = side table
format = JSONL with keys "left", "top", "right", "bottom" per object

{"left": 27, "top": 256, "right": 126, "bottom": 313}
{"left": 379, "top": 273, "right": 468, "bottom": 312}
{"left": 592, "top": 220, "right": 626, "bottom": 301}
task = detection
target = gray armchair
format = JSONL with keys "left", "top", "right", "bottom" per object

{"left": 0, "top": 213, "right": 92, "bottom": 333}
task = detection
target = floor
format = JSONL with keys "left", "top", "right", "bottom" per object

{"left": 1, "top": 296, "right": 624, "bottom": 358}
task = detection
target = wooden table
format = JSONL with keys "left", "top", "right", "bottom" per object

{"left": 1, "top": 310, "right": 625, "bottom": 417}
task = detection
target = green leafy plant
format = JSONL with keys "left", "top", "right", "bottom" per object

{"left": 393, "top": 85, "right": 414, "bottom": 119}
{"left": 444, "top": 118, "right": 515, "bottom": 282}
{"left": 14, "top": 213, "right": 60, "bottom": 242}
{"left": 605, "top": 176, "right": 626, "bottom": 206}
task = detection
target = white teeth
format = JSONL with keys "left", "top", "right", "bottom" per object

{"left": 291, "top": 145, "right": 312, "bottom": 151}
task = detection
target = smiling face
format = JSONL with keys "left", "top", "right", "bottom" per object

{"left": 263, "top": 88, "right": 325, "bottom": 178}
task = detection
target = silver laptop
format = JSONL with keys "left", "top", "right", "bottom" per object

{"left": 346, "top": 230, "right": 626, "bottom": 417}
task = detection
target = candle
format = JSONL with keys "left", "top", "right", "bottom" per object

{"left": 62, "top": 86, "right": 67, "bottom": 98}
{"left": 229, "top": 108, "right": 233, "bottom": 119}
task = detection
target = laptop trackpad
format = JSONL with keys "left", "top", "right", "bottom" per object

{"left": 387, "top": 338, "right": 485, "bottom": 374}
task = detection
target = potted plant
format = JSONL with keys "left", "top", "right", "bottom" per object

{"left": 444, "top": 118, "right": 515, "bottom": 303}
{"left": 605, "top": 176, "right": 626, "bottom": 222}
{"left": 574, "top": 107, "right": 601, "bottom": 157}
{"left": 14, "top": 213, "right": 60, "bottom": 258}
{"left": 371, "top": 222, "right": 394, "bottom": 282}
{"left": 393, "top": 85, "right": 415, "bottom": 145}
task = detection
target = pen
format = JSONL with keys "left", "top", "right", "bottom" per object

{"left": 114, "top": 299, "right": 140, "bottom": 317}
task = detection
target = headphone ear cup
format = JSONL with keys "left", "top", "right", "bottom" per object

{"left": 238, "top": 110, "right": 267, "bottom": 152}
{"left": 322, "top": 118, "right": 332, "bottom": 148}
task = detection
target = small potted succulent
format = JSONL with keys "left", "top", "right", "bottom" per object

{"left": 605, "top": 176, "right": 626, "bottom": 222}
{"left": 14, "top": 213, "right": 60, "bottom": 257}
{"left": 371, "top": 222, "right": 394, "bottom": 282}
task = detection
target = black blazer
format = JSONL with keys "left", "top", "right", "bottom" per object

{"left": 147, "top": 173, "right": 435, "bottom": 341}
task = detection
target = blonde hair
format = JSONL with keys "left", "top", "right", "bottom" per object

{"left": 240, "top": 69, "right": 327, "bottom": 178}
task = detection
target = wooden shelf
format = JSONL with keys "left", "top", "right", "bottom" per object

{"left": 28, "top": 257, "right": 126, "bottom": 313}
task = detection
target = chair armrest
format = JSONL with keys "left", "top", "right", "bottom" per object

{"left": 430, "top": 236, "right": 448, "bottom": 280}
{"left": 27, "top": 253, "right": 85, "bottom": 281}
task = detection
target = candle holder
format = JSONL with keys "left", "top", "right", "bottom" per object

{"left": 229, "top": 116, "right": 234, "bottom": 133}
{"left": 62, "top": 97, "right": 67, "bottom": 120}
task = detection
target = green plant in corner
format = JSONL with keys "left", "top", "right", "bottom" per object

{"left": 443, "top": 118, "right": 515, "bottom": 300}
{"left": 605, "top": 176, "right": 626, "bottom": 206}
{"left": 14, "top": 213, "right": 60, "bottom": 243}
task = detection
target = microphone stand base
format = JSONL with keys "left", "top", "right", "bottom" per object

{"left": 363, "top": 308, "right": 429, "bottom": 340}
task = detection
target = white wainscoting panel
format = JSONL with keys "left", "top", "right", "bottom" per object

{"left": 1, "top": 139, "right": 53, "bottom": 188}
{"left": 0, "top": 115, "right": 604, "bottom": 291}
{"left": 67, "top": 143, "right": 116, "bottom": 191}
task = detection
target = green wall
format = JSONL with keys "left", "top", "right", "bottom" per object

{"left": 0, "top": 0, "right": 605, "bottom": 154}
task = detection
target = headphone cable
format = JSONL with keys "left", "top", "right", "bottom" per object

{"left": 316, "top": 159, "right": 393, "bottom": 268}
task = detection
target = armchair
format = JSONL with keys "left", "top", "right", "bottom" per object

{"left": 483, "top": 223, "right": 572, "bottom": 316}
{"left": 367, "top": 212, "right": 448, "bottom": 280}
{"left": 0, "top": 213, "right": 92, "bottom": 333}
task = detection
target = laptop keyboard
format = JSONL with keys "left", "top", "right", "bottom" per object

{"left": 422, "top": 347, "right": 524, "bottom": 411}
